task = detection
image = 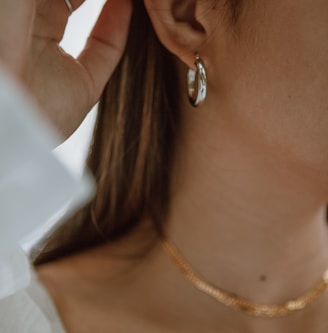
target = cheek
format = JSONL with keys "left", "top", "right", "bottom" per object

{"left": 214, "top": 0, "right": 328, "bottom": 170}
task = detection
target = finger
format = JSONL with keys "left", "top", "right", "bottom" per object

{"left": 63, "top": 0, "right": 85, "bottom": 15}
{"left": 34, "top": 0, "right": 85, "bottom": 41}
{"left": 77, "top": 0, "right": 133, "bottom": 98}
{"left": 63, "top": 0, "right": 74, "bottom": 16}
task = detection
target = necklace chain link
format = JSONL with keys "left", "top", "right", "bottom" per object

{"left": 161, "top": 237, "right": 328, "bottom": 318}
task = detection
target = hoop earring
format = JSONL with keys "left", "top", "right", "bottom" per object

{"left": 187, "top": 53, "right": 207, "bottom": 107}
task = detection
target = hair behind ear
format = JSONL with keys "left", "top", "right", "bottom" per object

{"left": 32, "top": 0, "right": 182, "bottom": 264}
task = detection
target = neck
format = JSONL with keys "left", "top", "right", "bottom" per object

{"left": 160, "top": 100, "right": 328, "bottom": 331}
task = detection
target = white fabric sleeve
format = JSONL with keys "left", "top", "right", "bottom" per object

{"left": 0, "top": 65, "right": 95, "bottom": 299}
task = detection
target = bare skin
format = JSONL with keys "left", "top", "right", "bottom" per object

{"left": 4, "top": 0, "right": 328, "bottom": 332}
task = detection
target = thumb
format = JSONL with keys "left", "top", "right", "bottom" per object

{"left": 77, "top": 0, "right": 133, "bottom": 99}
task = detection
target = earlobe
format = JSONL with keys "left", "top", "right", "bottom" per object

{"left": 144, "top": 0, "right": 211, "bottom": 68}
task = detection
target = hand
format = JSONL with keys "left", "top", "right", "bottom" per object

{"left": 0, "top": 0, "right": 132, "bottom": 138}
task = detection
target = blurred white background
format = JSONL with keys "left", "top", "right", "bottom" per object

{"left": 54, "top": 0, "right": 106, "bottom": 174}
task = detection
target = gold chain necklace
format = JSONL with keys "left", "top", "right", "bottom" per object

{"left": 160, "top": 237, "right": 328, "bottom": 318}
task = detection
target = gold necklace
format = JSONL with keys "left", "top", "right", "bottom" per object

{"left": 160, "top": 237, "right": 328, "bottom": 318}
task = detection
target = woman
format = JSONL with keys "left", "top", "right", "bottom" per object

{"left": 1, "top": 0, "right": 328, "bottom": 332}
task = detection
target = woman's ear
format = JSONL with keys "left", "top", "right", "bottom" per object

{"left": 144, "top": 0, "right": 216, "bottom": 68}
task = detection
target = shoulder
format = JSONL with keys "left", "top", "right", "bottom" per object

{"left": 0, "top": 269, "right": 66, "bottom": 333}
{"left": 33, "top": 243, "right": 148, "bottom": 333}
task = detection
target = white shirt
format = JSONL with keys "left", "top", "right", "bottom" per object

{"left": 0, "top": 65, "right": 93, "bottom": 331}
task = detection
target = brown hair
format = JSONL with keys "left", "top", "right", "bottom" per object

{"left": 33, "top": 0, "right": 242, "bottom": 265}
{"left": 34, "top": 0, "right": 181, "bottom": 264}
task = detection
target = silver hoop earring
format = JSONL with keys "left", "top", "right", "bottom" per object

{"left": 187, "top": 53, "right": 207, "bottom": 107}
